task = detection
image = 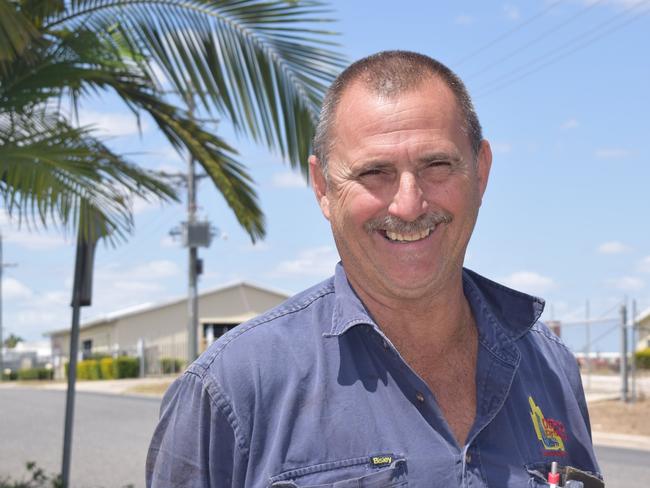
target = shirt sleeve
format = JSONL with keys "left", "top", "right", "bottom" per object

{"left": 146, "top": 370, "right": 244, "bottom": 487}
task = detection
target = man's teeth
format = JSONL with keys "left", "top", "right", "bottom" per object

{"left": 385, "top": 226, "right": 434, "bottom": 242}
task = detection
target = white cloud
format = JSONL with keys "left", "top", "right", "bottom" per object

{"left": 160, "top": 234, "right": 179, "bottom": 248}
{"left": 454, "top": 14, "right": 474, "bottom": 25}
{"left": 503, "top": 4, "right": 521, "bottom": 20}
{"left": 242, "top": 241, "right": 270, "bottom": 252}
{"left": 77, "top": 259, "right": 182, "bottom": 321}
{"left": 0, "top": 209, "right": 71, "bottom": 249}
{"left": 560, "top": 118, "right": 579, "bottom": 130}
{"left": 502, "top": 271, "right": 556, "bottom": 295}
{"left": 491, "top": 142, "right": 512, "bottom": 154}
{"left": 6, "top": 260, "right": 182, "bottom": 339}
{"left": 0, "top": 210, "right": 72, "bottom": 249}
{"left": 3, "top": 228, "right": 70, "bottom": 250}
{"left": 594, "top": 148, "right": 631, "bottom": 159}
{"left": 271, "top": 171, "right": 308, "bottom": 189}
{"left": 131, "top": 195, "right": 167, "bottom": 215}
{"left": 638, "top": 256, "right": 650, "bottom": 273}
{"left": 597, "top": 241, "right": 630, "bottom": 254}
{"left": 128, "top": 260, "right": 180, "bottom": 279}
{"left": 77, "top": 109, "right": 148, "bottom": 137}
{"left": 610, "top": 276, "right": 645, "bottom": 291}
{"left": 3, "top": 277, "right": 33, "bottom": 300}
{"left": 274, "top": 246, "right": 339, "bottom": 278}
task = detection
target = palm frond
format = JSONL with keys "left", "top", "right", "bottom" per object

{"left": 0, "top": 109, "right": 177, "bottom": 242}
{"left": 43, "top": 0, "right": 346, "bottom": 172}
{"left": 0, "top": 0, "right": 40, "bottom": 71}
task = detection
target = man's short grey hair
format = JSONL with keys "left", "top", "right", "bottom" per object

{"left": 312, "top": 50, "right": 483, "bottom": 173}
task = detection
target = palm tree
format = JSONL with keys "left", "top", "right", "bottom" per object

{"left": 0, "top": 0, "right": 344, "bottom": 242}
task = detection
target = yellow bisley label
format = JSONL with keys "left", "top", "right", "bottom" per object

{"left": 371, "top": 456, "right": 392, "bottom": 466}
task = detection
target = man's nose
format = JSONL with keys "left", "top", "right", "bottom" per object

{"left": 387, "top": 172, "right": 427, "bottom": 221}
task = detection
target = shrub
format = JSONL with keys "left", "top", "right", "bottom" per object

{"left": 635, "top": 348, "right": 650, "bottom": 369}
{"left": 161, "top": 357, "right": 184, "bottom": 375}
{"left": 0, "top": 461, "right": 61, "bottom": 488}
{"left": 17, "top": 368, "right": 53, "bottom": 381}
{"left": 1, "top": 370, "right": 18, "bottom": 381}
{"left": 99, "top": 358, "right": 115, "bottom": 380}
{"left": 113, "top": 357, "right": 139, "bottom": 379}
{"left": 77, "top": 359, "right": 101, "bottom": 380}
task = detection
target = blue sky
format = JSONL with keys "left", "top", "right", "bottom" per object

{"left": 2, "top": 0, "right": 649, "bottom": 353}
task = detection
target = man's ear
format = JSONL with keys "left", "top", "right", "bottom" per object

{"left": 476, "top": 140, "right": 492, "bottom": 203}
{"left": 309, "top": 155, "right": 331, "bottom": 221}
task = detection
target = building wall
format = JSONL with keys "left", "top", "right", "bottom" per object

{"left": 52, "top": 322, "right": 116, "bottom": 358}
{"left": 638, "top": 314, "right": 650, "bottom": 350}
{"left": 49, "top": 284, "right": 289, "bottom": 366}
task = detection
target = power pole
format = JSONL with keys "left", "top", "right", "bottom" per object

{"left": 620, "top": 302, "right": 629, "bottom": 403}
{"left": 174, "top": 97, "right": 215, "bottom": 364}
{"left": 585, "top": 299, "right": 591, "bottom": 391}
{"left": 630, "top": 299, "right": 637, "bottom": 403}
{"left": 0, "top": 232, "right": 17, "bottom": 382}
{"left": 187, "top": 125, "right": 199, "bottom": 363}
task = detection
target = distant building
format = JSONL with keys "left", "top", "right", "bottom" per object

{"left": 46, "top": 281, "right": 289, "bottom": 377}
{"left": 1, "top": 341, "right": 52, "bottom": 375}
{"left": 636, "top": 306, "right": 650, "bottom": 350}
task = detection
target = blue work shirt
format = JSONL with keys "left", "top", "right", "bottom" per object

{"left": 147, "top": 264, "right": 601, "bottom": 487}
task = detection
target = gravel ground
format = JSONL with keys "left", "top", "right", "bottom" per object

{"left": 588, "top": 397, "right": 650, "bottom": 437}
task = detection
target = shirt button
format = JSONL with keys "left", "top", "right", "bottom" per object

{"left": 465, "top": 452, "right": 472, "bottom": 464}
{"left": 415, "top": 391, "right": 425, "bottom": 403}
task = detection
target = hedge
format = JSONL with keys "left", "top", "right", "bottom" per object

{"left": 99, "top": 357, "right": 115, "bottom": 380}
{"left": 77, "top": 359, "right": 101, "bottom": 380}
{"left": 17, "top": 368, "right": 53, "bottom": 381}
{"left": 161, "top": 357, "right": 184, "bottom": 375}
{"left": 635, "top": 348, "right": 650, "bottom": 369}
{"left": 113, "top": 357, "right": 139, "bottom": 379}
{"left": 1, "top": 370, "right": 18, "bottom": 381}
{"left": 64, "top": 357, "right": 139, "bottom": 380}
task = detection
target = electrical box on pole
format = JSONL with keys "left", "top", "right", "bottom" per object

{"left": 181, "top": 221, "right": 213, "bottom": 248}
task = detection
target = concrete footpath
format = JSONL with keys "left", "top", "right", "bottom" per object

{"left": 2, "top": 377, "right": 649, "bottom": 452}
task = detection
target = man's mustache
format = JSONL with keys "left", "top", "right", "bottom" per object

{"left": 364, "top": 211, "right": 453, "bottom": 234}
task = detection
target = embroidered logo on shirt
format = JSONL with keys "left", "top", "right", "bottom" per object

{"left": 528, "top": 396, "right": 567, "bottom": 456}
{"left": 370, "top": 454, "right": 393, "bottom": 467}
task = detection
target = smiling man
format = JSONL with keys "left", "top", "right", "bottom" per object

{"left": 147, "top": 51, "right": 602, "bottom": 487}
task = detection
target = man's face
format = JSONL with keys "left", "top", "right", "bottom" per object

{"left": 310, "top": 77, "right": 492, "bottom": 302}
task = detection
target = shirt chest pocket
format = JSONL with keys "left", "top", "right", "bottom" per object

{"left": 269, "top": 456, "right": 408, "bottom": 488}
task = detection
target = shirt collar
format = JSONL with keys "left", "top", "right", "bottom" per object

{"left": 327, "top": 263, "right": 545, "bottom": 361}
{"left": 327, "top": 262, "right": 379, "bottom": 337}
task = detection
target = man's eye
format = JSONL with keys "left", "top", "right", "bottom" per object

{"left": 358, "top": 169, "right": 385, "bottom": 177}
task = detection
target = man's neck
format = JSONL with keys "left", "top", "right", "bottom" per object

{"left": 348, "top": 271, "right": 475, "bottom": 356}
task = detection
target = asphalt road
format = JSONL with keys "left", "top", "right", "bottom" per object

{"left": 0, "top": 388, "right": 160, "bottom": 488}
{"left": 595, "top": 445, "right": 650, "bottom": 488}
{"left": 1, "top": 388, "right": 648, "bottom": 487}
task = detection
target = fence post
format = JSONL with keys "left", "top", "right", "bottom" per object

{"left": 585, "top": 300, "right": 591, "bottom": 391}
{"left": 137, "top": 338, "right": 145, "bottom": 378}
{"left": 630, "top": 300, "right": 637, "bottom": 403}
{"left": 620, "top": 303, "right": 629, "bottom": 403}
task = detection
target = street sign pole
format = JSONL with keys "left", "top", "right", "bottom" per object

{"left": 61, "top": 229, "right": 98, "bottom": 488}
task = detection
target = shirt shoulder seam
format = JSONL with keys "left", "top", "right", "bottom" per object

{"left": 528, "top": 324, "right": 571, "bottom": 353}
{"left": 185, "top": 368, "right": 251, "bottom": 457}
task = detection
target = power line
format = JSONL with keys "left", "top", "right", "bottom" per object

{"left": 474, "top": 0, "right": 650, "bottom": 97}
{"left": 465, "top": 0, "right": 606, "bottom": 81}
{"left": 454, "top": 0, "right": 564, "bottom": 67}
